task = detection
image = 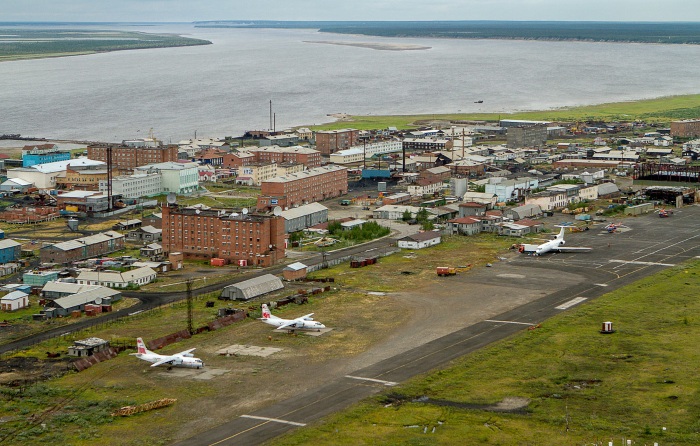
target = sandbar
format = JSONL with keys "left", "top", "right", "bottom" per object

{"left": 304, "top": 40, "right": 431, "bottom": 51}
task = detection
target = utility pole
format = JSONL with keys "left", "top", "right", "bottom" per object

{"left": 186, "top": 278, "right": 194, "bottom": 335}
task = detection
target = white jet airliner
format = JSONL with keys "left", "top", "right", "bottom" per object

{"left": 131, "top": 337, "right": 204, "bottom": 369}
{"left": 259, "top": 304, "right": 326, "bottom": 332}
{"left": 519, "top": 227, "right": 592, "bottom": 256}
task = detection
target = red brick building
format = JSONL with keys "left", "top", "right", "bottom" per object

{"left": 161, "top": 205, "right": 285, "bottom": 267}
{"left": 671, "top": 119, "right": 700, "bottom": 138}
{"left": 87, "top": 144, "right": 179, "bottom": 172}
{"left": 257, "top": 165, "right": 348, "bottom": 211}
{"left": 248, "top": 146, "right": 322, "bottom": 168}
{"left": 314, "top": 129, "right": 359, "bottom": 155}
{"left": 222, "top": 151, "right": 256, "bottom": 168}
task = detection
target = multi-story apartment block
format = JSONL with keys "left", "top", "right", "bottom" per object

{"left": 135, "top": 162, "right": 199, "bottom": 195}
{"left": 99, "top": 172, "right": 163, "bottom": 198}
{"left": 40, "top": 231, "right": 125, "bottom": 264}
{"left": 256, "top": 165, "right": 347, "bottom": 211}
{"left": 22, "top": 144, "right": 71, "bottom": 167}
{"left": 402, "top": 138, "right": 454, "bottom": 152}
{"left": 329, "top": 140, "right": 402, "bottom": 164}
{"left": 222, "top": 151, "right": 256, "bottom": 168}
{"left": 161, "top": 205, "right": 285, "bottom": 267}
{"left": 247, "top": 145, "right": 322, "bottom": 168}
{"left": 314, "top": 129, "right": 359, "bottom": 155}
{"left": 87, "top": 143, "right": 179, "bottom": 172}
{"left": 506, "top": 125, "right": 548, "bottom": 148}
{"left": 239, "top": 163, "right": 283, "bottom": 186}
{"left": 670, "top": 119, "right": 700, "bottom": 138}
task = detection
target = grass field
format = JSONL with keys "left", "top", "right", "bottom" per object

{"left": 274, "top": 259, "right": 700, "bottom": 445}
{"left": 310, "top": 94, "right": 700, "bottom": 131}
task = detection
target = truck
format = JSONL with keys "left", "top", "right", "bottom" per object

{"left": 436, "top": 265, "right": 472, "bottom": 276}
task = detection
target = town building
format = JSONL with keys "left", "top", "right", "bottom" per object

{"left": 76, "top": 266, "right": 157, "bottom": 288}
{"left": 256, "top": 165, "right": 347, "bottom": 211}
{"left": 283, "top": 262, "right": 308, "bottom": 281}
{"left": 87, "top": 143, "right": 179, "bottom": 172}
{"left": 1, "top": 290, "right": 29, "bottom": 311}
{"left": 22, "top": 144, "right": 71, "bottom": 167}
{"left": 127, "top": 225, "right": 162, "bottom": 242}
{"left": 504, "top": 204, "right": 543, "bottom": 220}
{"left": 670, "top": 119, "right": 700, "bottom": 138}
{"left": 220, "top": 274, "right": 284, "bottom": 300}
{"left": 135, "top": 162, "right": 199, "bottom": 195}
{"left": 55, "top": 190, "right": 110, "bottom": 213}
{"left": 402, "top": 138, "right": 453, "bottom": 152}
{"left": 372, "top": 205, "right": 422, "bottom": 220}
{"left": 446, "top": 216, "right": 482, "bottom": 236}
{"left": 99, "top": 171, "right": 163, "bottom": 198}
{"left": 43, "top": 287, "right": 122, "bottom": 318}
{"left": 237, "top": 163, "right": 305, "bottom": 186}
{"left": 280, "top": 202, "right": 329, "bottom": 233}
{"left": 161, "top": 205, "right": 286, "bottom": 267}
{"left": 506, "top": 125, "right": 548, "bottom": 148}
{"left": 246, "top": 145, "right": 322, "bottom": 168}
{"left": 525, "top": 189, "right": 568, "bottom": 211}
{"left": 0, "top": 239, "right": 21, "bottom": 263}
{"left": 222, "top": 150, "right": 256, "bottom": 168}
{"left": 23, "top": 270, "right": 59, "bottom": 287}
{"left": 398, "top": 231, "right": 442, "bottom": 250}
{"left": 40, "top": 231, "right": 125, "bottom": 264}
{"left": 259, "top": 134, "right": 300, "bottom": 147}
{"left": 0, "top": 178, "right": 34, "bottom": 193}
{"left": 314, "top": 129, "right": 360, "bottom": 155}
{"left": 485, "top": 177, "right": 539, "bottom": 203}
{"left": 68, "top": 338, "right": 111, "bottom": 357}
{"left": 7, "top": 158, "right": 106, "bottom": 189}
{"left": 328, "top": 140, "right": 402, "bottom": 164}
{"left": 56, "top": 165, "right": 111, "bottom": 191}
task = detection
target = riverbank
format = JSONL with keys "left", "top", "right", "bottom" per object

{"left": 311, "top": 93, "right": 700, "bottom": 131}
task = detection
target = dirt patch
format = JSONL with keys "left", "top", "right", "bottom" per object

{"left": 383, "top": 393, "right": 530, "bottom": 413}
{"left": 0, "top": 356, "right": 75, "bottom": 385}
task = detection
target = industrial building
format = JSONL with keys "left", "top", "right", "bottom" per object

{"left": 280, "top": 202, "right": 328, "bottom": 233}
{"left": 40, "top": 231, "right": 126, "bottom": 264}
{"left": 220, "top": 274, "right": 284, "bottom": 300}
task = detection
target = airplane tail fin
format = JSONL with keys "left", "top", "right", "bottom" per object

{"left": 557, "top": 227, "right": 566, "bottom": 239}
{"left": 261, "top": 304, "right": 272, "bottom": 319}
{"left": 136, "top": 337, "right": 150, "bottom": 355}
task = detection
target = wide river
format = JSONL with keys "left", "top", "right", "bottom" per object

{"left": 2, "top": 23, "right": 700, "bottom": 143}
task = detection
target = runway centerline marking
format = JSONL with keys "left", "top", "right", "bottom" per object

{"left": 345, "top": 375, "right": 398, "bottom": 386}
{"left": 484, "top": 320, "right": 535, "bottom": 326}
{"left": 555, "top": 297, "right": 587, "bottom": 310}
{"left": 240, "top": 415, "right": 306, "bottom": 427}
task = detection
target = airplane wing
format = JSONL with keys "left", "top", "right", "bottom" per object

{"left": 150, "top": 355, "right": 178, "bottom": 367}
{"left": 552, "top": 246, "right": 592, "bottom": 252}
{"left": 175, "top": 348, "right": 196, "bottom": 356}
{"left": 275, "top": 320, "right": 297, "bottom": 330}
{"left": 299, "top": 313, "right": 314, "bottom": 321}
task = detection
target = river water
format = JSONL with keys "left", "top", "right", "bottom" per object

{"left": 1, "top": 23, "right": 700, "bottom": 143}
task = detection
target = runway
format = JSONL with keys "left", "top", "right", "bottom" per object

{"left": 174, "top": 206, "right": 700, "bottom": 445}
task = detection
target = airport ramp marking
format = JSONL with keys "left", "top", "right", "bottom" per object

{"left": 555, "top": 297, "right": 587, "bottom": 310}
{"left": 594, "top": 283, "right": 609, "bottom": 287}
{"left": 345, "top": 375, "right": 398, "bottom": 386}
{"left": 240, "top": 415, "right": 306, "bottom": 427}
{"left": 609, "top": 259, "right": 675, "bottom": 267}
{"left": 485, "top": 320, "right": 535, "bottom": 326}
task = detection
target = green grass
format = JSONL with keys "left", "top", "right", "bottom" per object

{"left": 310, "top": 94, "right": 700, "bottom": 131}
{"left": 274, "top": 260, "right": 700, "bottom": 445}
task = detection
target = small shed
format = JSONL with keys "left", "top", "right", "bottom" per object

{"left": 220, "top": 274, "right": 284, "bottom": 301}
{"left": 127, "top": 225, "right": 162, "bottom": 242}
{"left": 283, "top": 262, "right": 308, "bottom": 281}
{"left": 1, "top": 290, "right": 29, "bottom": 311}
{"left": 168, "top": 252, "right": 184, "bottom": 270}
{"left": 398, "top": 231, "right": 442, "bottom": 250}
{"left": 112, "top": 219, "right": 142, "bottom": 231}
{"left": 68, "top": 337, "right": 110, "bottom": 357}
{"left": 504, "top": 204, "right": 542, "bottom": 221}
{"left": 140, "top": 243, "right": 163, "bottom": 258}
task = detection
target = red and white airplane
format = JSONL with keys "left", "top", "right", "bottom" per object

{"left": 259, "top": 304, "right": 326, "bottom": 332}
{"left": 131, "top": 337, "right": 204, "bottom": 369}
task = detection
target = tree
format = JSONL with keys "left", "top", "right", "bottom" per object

{"left": 402, "top": 209, "right": 412, "bottom": 221}
{"left": 416, "top": 207, "right": 429, "bottom": 222}
{"left": 421, "top": 220, "right": 435, "bottom": 231}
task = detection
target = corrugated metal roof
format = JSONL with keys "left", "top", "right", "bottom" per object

{"left": 0, "top": 239, "right": 21, "bottom": 250}
{"left": 284, "top": 262, "right": 307, "bottom": 271}
{"left": 1, "top": 290, "right": 28, "bottom": 301}
{"left": 223, "top": 274, "right": 283, "bottom": 300}
{"left": 51, "top": 287, "right": 121, "bottom": 309}
{"left": 49, "top": 231, "right": 124, "bottom": 252}
{"left": 42, "top": 281, "right": 99, "bottom": 294}
{"left": 280, "top": 202, "right": 328, "bottom": 220}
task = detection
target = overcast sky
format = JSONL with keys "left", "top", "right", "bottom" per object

{"left": 3, "top": 0, "right": 699, "bottom": 22}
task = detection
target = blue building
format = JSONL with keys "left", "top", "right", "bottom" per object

{"left": 22, "top": 144, "right": 71, "bottom": 168}
{"left": 0, "top": 239, "right": 21, "bottom": 263}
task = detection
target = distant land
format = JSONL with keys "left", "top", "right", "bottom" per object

{"left": 195, "top": 20, "right": 700, "bottom": 45}
{"left": 0, "top": 28, "right": 211, "bottom": 62}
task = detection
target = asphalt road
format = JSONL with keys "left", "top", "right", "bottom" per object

{"left": 173, "top": 206, "right": 700, "bottom": 446}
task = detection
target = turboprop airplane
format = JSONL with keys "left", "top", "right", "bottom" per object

{"left": 259, "top": 304, "right": 326, "bottom": 332}
{"left": 518, "top": 227, "right": 592, "bottom": 256}
{"left": 131, "top": 337, "right": 204, "bottom": 369}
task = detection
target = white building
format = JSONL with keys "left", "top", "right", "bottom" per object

{"left": 1, "top": 290, "right": 29, "bottom": 311}
{"left": 407, "top": 181, "right": 445, "bottom": 197}
{"left": 485, "top": 177, "right": 539, "bottom": 202}
{"left": 373, "top": 205, "right": 423, "bottom": 220}
{"left": 7, "top": 158, "right": 106, "bottom": 189}
{"left": 76, "top": 266, "right": 157, "bottom": 289}
{"left": 99, "top": 172, "right": 163, "bottom": 198}
{"left": 135, "top": 162, "right": 199, "bottom": 195}
{"left": 398, "top": 231, "right": 442, "bottom": 249}
{"left": 329, "top": 140, "right": 402, "bottom": 164}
